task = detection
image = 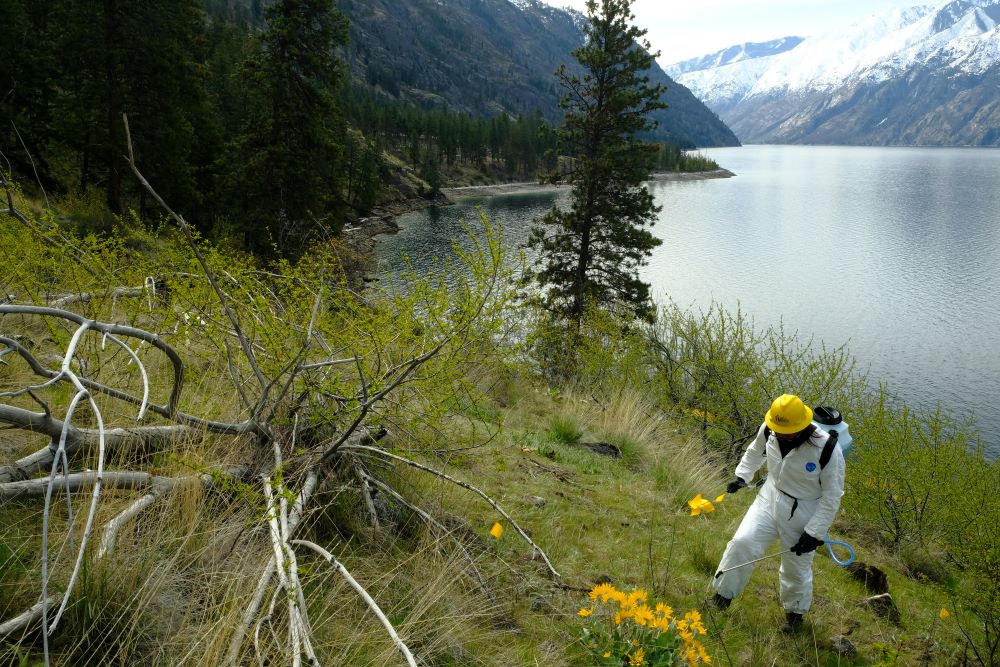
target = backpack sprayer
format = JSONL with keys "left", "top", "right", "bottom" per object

{"left": 715, "top": 407, "right": 856, "bottom": 579}
{"left": 813, "top": 407, "right": 855, "bottom": 566}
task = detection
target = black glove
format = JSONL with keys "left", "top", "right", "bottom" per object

{"left": 726, "top": 477, "right": 747, "bottom": 494}
{"left": 791, "top": 531, "right": 824, "bottom": 555}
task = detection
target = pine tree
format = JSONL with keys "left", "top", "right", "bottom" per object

{"left": 527, "top": 0, "right": 666, "bottom": 324}
{"left": 229, "top": 0, "right": 349, "bottom": 258}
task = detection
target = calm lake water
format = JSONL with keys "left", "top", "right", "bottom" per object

{"left": 376, "top": 145, "right": 1000, "bottom": 456}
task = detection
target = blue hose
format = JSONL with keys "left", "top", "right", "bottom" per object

{"left": 825, "top": 532, "right": 855, "bottom": 566}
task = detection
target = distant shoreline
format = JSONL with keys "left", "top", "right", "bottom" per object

{"left": 440, "top": 168, "right": 735, "bottom": 199}
{"left": 351, "top": 168, "right": 737, "bottom": 281}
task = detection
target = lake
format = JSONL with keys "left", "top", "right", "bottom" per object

{"left": 376, "top": 145, "right": 1000, "bottom": 456}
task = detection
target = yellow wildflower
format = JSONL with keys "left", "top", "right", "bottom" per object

{"left": 697, "top": 641, "right": 713, "bottom": 664}
{"left": 489, "top": 522, "right": 503, "bottom": 539}
{"left": 628, "top": 647, "right": 645, "bottom": 665}
{"left": 940, "top": 607, "right": 951, "bottom": 620}
{"left": 603, "top": 652, "right": 612, "bottom": 658}
{"left": 655, "top": 602, "right": 673, "bottom": 618}
{"left": 688, "top": 494, "right": 715, "bottom": 516}
{"left": 633, "top": 605, "right": 654, "bottom": 627}
{"left": 715, "top": 494, "right": 725, "bottom": 503}
{"left": 652, "top": 615, "right": 671, "bottom": 631}
{"left": 578, "top": 607, "right": 593, "bottom": 617}
{"left": 684, "top": 610, "right": 707, "bottom": 636}
{"left": 589, "top": 582, "right": 616, "bottom": 602}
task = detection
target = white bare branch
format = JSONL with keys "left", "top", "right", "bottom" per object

{"left": 47, "top": 285, "right": 148, "bottom": 308}
{"left": 0, "top": 596, "right": 59, "bottom": 641}
{"left": 292, "top": 539, "right": 418, "bottom": 667}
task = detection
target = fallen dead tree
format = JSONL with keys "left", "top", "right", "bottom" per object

{"left": 0, "top": 117, "right": 557, "bottom": 665}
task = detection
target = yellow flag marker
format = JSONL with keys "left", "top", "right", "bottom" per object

{"left": 715, "top": 494, "right": 726, "bottom": 503}
{"left": 939, "top": 608, "right": 950, "bottom": 620}
{"left": 490, "top": 522, "right": 504, "bottom": 539}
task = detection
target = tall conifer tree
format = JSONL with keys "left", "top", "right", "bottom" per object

{"left": 230, "top": 0, "right": 349, "bottom": 258}
{"left": 527, "top": 0, "right": 666, "bottom": 324}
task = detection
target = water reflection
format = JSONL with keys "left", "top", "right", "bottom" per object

{"left": 375, "top": 146, "right": 1000, "bottom": 455}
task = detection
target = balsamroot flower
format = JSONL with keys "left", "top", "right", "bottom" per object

{"left": 577, "top": 583, "right": 711, "bottom": 665}
{"left": 688, "top": 494, "right": 716, "bottom": 516}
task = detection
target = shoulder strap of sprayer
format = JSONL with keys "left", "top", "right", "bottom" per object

{"left": 819, "top": 429, "right": 839, "bottom": 470}
{"left": 761, "top": 425, "right": 839, "bottom": 469}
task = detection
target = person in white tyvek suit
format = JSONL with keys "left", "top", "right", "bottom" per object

{"left": 708, "top": 394, "right": 846, "bottom": 633}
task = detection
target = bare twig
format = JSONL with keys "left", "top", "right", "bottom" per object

{"left": 298, "top": 357, "right": 355, "bottom": 372}
{"left": 343, "top": 444, "right": 560, "bottom": 581}
{"left": 351, "top": 457, "right": 379, "bottom": 529}
{"left": 123, "top": 114, "right": 268, "bottom": 395}
{"left": 0, "top": 596, "right": 59, "bottom": 641}
{"left": 227, "top": 470, "right": 320, "bottom": 665}
{"left": 0, "top": 406, "right": 194, "bottom": 483}
{"left": 292, "top": 539, "right": 418, "bottom": 667}
{"left": 1, "top": 470, "right": 162, "bottom": 500}
{"left": 0, "top": 306, "right": 184, "bottom": 415}
{"left": 10, "top": 121, "right": 48, "bottom": 208}
{"left": 362, "top": 472, "right": 497, "bottom": 604}
{"left": 48, "top": 285, "right": 148, "bottom": 308}
{"left": 0, "top": 331, "right": 259, "bottom": 438}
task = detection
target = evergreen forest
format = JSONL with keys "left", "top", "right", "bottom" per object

{"left": 1, "top": 0, "right": 711, "bottom": 260}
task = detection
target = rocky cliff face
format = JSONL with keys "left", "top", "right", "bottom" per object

{"left": 668, "top": 0, "right": 1000, "bottom": 146}
{"left": 338, "top": 0, "right": 739, "bottom": 148}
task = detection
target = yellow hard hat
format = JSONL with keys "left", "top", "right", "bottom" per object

{"left": 765, "top": 394, "right": 813, "bottom": 434}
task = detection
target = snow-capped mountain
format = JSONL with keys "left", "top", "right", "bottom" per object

{"left": 666, "top": 37, "right": 804, "bottom": 78}
{"left": 669, "top": 0, "right": 1000, "bottom": 145}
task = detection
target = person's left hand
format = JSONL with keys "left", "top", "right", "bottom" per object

{"left": 791, "top": 531, "right": 824, "bottom": 555}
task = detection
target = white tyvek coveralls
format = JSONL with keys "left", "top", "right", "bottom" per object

{"left": 712, "top": 423, "right": 846, "bottom": 613}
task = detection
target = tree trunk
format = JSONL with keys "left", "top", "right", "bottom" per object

{"left": 103, "top": 0, "right": 123, "bottom": 214}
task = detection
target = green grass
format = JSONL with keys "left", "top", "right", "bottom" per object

{"left": 545, "top": 415, "right": 584, "bottom": 445}
{"left": 0, "top": 359, "right": 976, "bottom": 665}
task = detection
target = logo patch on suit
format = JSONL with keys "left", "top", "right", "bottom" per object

{"left": 805, "top": 462, "right": 817, "bottom": 472}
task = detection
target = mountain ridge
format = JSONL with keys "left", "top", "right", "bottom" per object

{"left": 337, "top": 0, "right": 739, "bottom": 148}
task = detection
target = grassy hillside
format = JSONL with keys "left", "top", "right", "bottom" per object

{"left": 1, "top": 188, "right": 995, "bottom": 666}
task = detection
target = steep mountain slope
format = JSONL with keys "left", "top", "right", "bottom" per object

{"left": 338, "top": 0, "right": 739, "bottom": 148}
{"left": 670, "top": 0, "right": 1000, "bottom": 146}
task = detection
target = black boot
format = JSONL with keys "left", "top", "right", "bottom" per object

{"left": 707, "top": 593, "right": 732, "bottom": 611}
{"left": 779, "top": 611, "right": 804, "bottom": 633}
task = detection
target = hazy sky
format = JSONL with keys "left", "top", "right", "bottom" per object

{"left": 540, "top": 0, "right": 923, "bottom": 65}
